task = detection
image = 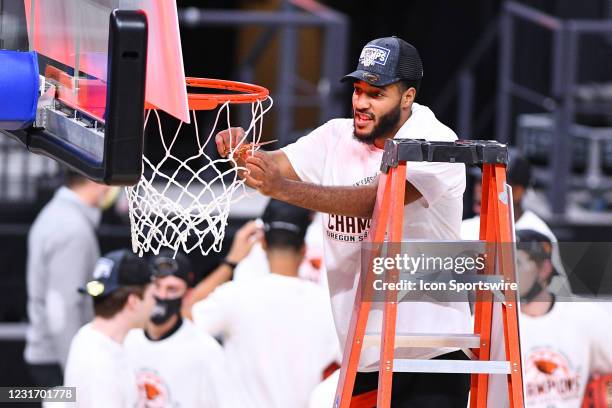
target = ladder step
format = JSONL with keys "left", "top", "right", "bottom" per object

{"left": 363, "top": 333, "right": 481, "bottom": 348}
{"left": 392, "top": 359, "right": 511, "bottom": 374}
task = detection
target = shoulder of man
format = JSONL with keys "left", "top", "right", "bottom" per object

{"left": 30, "top": 202, "right": 92, "bottom": 238}
{"left": 398, "top": 103, "right": 458, "bottom": 142}
{"left": 417, "top": 104, "right": 458, "bottom": 142}
{"left": 180, "top": 320, "right": 224, "bottom": 356}
{"left": 123, "top": 328, "right": 146, "bottom": 348}
{"left": 67, "top": 325, "right": 112, "bottom": 367}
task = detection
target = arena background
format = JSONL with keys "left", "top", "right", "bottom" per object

{"left": 1, "top": 0, "right": 612, "bottom": 395}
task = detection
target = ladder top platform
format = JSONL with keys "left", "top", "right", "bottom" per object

{"left": 381, "top": 139, "right": 508, "bottom": 172}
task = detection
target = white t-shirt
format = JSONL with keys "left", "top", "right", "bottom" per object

{"left": 520, "top": 301, "right": 612, "bottom": 408}
{"left": 124, "top": 319, "right": 239, "bottom": 407}
{"left": 63, "top": 323, "right": 137, "bottom": 408}
{"left": 281, "top": 103, "right": 470, "bottom": 370}
{"left": 192, "top": 273, "right": 340, "bottom": 408}
{"left": 308, "top": 369, "right": 339, "bottom": 408}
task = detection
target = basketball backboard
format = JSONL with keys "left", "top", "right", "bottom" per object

{"left": 0, "top": 1, "right": 188, "bottom": 185}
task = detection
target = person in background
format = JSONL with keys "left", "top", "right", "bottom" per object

{"left": 461, "top": 150, "right": 553, "bottom": 238}
{"left": 125, "top": 250, "right": 240, "bottom": 407}
{"left": 232, "top": 210, "right": 326, "bottom": 284}
{"left": 516, "top": 229, "right": 612, "bottom": 408}
{"left": 461, "top": 150, "right": 570, "bottom": 295}
{"left": 191, "top": 199, "right": 340, "bottom": 408}
{"left": 63, "top": 249, "right": 155, "bottom": 408}
{"left": 24, "top": 170, "right": 117, "bottom": 387}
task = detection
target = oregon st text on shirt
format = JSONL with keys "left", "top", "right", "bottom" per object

{"left": 326, "top": 176, "right": 375, "bottom": 242}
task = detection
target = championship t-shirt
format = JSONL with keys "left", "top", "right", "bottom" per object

{"left": 282, "top": 102, "right": 471, "bottom": 370}
{"left": 520, "top": 301, "right": 612, "bottom": 407}
{"left": 124, "top": 319, "right": 239, "bottom": 407}
{"left": 63, "top": 323, "right": 137, "bottom": 407}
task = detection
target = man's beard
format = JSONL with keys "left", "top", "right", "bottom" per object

{"left": 353, "top": 104, "right": 401, "bottom": 145}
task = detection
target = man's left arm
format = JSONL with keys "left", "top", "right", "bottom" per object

{"left": 244, "top": 151, "right": 422, "bottom": 218}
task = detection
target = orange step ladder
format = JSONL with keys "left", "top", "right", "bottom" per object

{"left": 333, "top": 139, "right": 524, "bottom": 408}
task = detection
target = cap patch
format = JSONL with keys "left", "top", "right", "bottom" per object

{"left": 359, "top": 45, "right": 390, "bottom": 67}
{"left": 93, "top": 258, "right": 114, "bottom": 280}
{"left": 86, "top": 280, "right": 105, "bottom": 297}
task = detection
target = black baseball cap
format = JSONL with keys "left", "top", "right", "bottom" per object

{"left": 342, "top": 36, "right": 423, "bottom": 87}
{"left": 261, "top": 199, "right": 311, "bottom": 241}
{"left": 516, "top": 229, "right": 559, "bottom": 276}
{"left": 150, "top": 250, "right": 194, "bottom": 286}
{"left": 79, "top": 249, "right": 152, "bottom": 298}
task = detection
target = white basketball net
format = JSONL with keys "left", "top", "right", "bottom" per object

{"left": 126, "top": 96, "right": 273, "bottom": 256}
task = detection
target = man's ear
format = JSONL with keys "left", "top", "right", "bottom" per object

{"left": 126, "top": 293, "right": 141, "bottom": 312}
{"left": 402, "top": 87, "right": 416, "bottom": 109}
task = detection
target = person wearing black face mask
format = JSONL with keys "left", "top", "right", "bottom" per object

{"left": 124, "top": 250, "right": 242, "bottom": 407}
{"left": 516, "top": 229, "right": 559, "bottom": 307}
{"left": 148, "top": 253, "right": 193, "bottom": 328}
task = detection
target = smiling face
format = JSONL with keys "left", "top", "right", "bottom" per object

{"left": 352, "top": 80, "right": 415, "bottom": 146}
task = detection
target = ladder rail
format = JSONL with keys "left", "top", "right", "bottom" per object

{"left": 377, "top": 162, "right": 407, "bottom": 407}
{"left": 333, "top": 171, "right": 392, "bottom": 408}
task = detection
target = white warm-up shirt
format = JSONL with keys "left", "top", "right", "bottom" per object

{"left": 124, "top": 319, "right": 238, "bottom": 407}
{"left": 63, "top": 323, "right": 136, "bottom": 408}
{"left": 192, "top": 274, "right": 340, "bottom": 408}
{"left": 521, "top": 301, "right": 612, "bottom": 408}
{"left": 281, "top": 103, "right": 470, "bottom": 370}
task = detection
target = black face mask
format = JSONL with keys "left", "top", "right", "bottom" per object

{"left": 150, "top": 296, "right": 182, "bottom": 325}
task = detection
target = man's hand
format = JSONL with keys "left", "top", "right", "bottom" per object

{"left": 215, "top": 127, "right": 246, "bottom": 158}
{"left": 244, "top": 151, "right": 288, "bottom": 198}
{"left": 225, "top": 220, "right": 263, "bottom": 264}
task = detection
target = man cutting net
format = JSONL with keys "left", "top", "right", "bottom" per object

{"left": 215, "top": 36, "right": 470, "bottom": 406}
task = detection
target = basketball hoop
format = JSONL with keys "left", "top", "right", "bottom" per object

{"left": 126, "top": 77, "right": 272, "bottom": 256}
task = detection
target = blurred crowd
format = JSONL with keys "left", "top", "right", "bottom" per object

{"left": 21, "top": 157, "right": 612, "bottom": 408}
{"left": 25, "top": 172, "right": 339, "bottom": 408}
